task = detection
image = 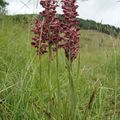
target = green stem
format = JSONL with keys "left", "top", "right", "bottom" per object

{"left": 66, "top": 59, "right": 76, "bottom": 120}
{"left": 39, "top": 54, "right": 42, "bottom": 90}
{"left": 48, "top": 45, "right": 52, "bottom": 99}
{"left": 77, "top": 52, "right": 80, "bottom": 80}
{"left": 38, "top": 19, "right": 44, "bottom": 93}
{"left": 56, "top": 46, "right": 61, "bottom": 120}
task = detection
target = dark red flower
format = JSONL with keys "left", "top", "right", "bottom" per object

{"left": 61, "top": 0, "right": 80, "bottom": 62}
{"left": 32, "top": 0, "right": 61, "bottom": 55}
{"left": 32, "top": 0, "right": 80, "bottom": 62}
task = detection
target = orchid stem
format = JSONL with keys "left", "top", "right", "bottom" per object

{"left": 56, "top": 46, "right": 61, "bottom": 120}
{"left": 66, "top": 59, "right": 76, "bottom": 120}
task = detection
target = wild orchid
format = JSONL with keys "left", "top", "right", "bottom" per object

{"left": 32, "top": 0, "right": 62, "bottom": 55}
{"left": 32, "top": 0, "right": 80, "bottom": 62}
{"left": 61, "top": 0, "right": 80, "bottom": 62}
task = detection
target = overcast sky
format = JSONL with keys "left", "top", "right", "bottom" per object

{"left": 6, "top": 0, "right": 120, "bottom": 27}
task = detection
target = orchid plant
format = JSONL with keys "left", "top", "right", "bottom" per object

{"left": 32, "top": 0, "right": 80, "bottom": 61}
{"left": 32, "top": 0, "right": 80, "bottom": 119}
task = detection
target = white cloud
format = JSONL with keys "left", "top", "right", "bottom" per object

{"left": 78, "top": 0, "right": 120, "bottom": 27}
{"left": 6, "top": 0, "right": 120, "bottom": 27}
{"left": 7, "top": 0, "right": 41, "bottom": 14}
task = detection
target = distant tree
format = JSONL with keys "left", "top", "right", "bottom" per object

{"left": 0, "top": 0, "right": 9, "bottom": 14}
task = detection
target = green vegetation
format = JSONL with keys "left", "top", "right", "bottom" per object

{"left": 79, "top": 18, "right": 120, "bottom": 37}
{"left": 0, "top": 16, "right": 120, "bottom": 119}
{"left": 0, "top": 0, "right": 8, "bottom": 14}
{"left": 0, "top": 0, "right": 8, "bottom": 7}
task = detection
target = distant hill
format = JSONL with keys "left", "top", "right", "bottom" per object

{"left": 78, "top": 18, "right": 120, "bottom": 37}
{"left": 1, "top": 14, "right": 120, "bottom": 37}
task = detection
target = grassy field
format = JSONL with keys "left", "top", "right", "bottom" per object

{"left": 0, "top": 16, "right": 120, "bottom": 120}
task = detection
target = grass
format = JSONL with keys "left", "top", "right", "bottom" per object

{"left": 0, "top": 16, "right": 120, "bottom": 120}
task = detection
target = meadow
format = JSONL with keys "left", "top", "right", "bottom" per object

{"left": 0, "top": 16, "right": 120, "bottom": 120}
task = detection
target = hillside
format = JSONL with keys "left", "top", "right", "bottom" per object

{"left": 0, "top": 14, "right": 120, "bottom": 37}
{"left": 0, "top": 15, "right": 120, "bottom": 119}
{"left": 79, "top": 18, "right": 120, "bottom": 37}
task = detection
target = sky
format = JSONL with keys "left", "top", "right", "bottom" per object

{"left": 6, "top": 0, "right": 120, "bottom": 27}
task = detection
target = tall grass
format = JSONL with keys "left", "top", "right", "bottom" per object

{"left": 0, "top": 16, "right": 120, "bottom": 119}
